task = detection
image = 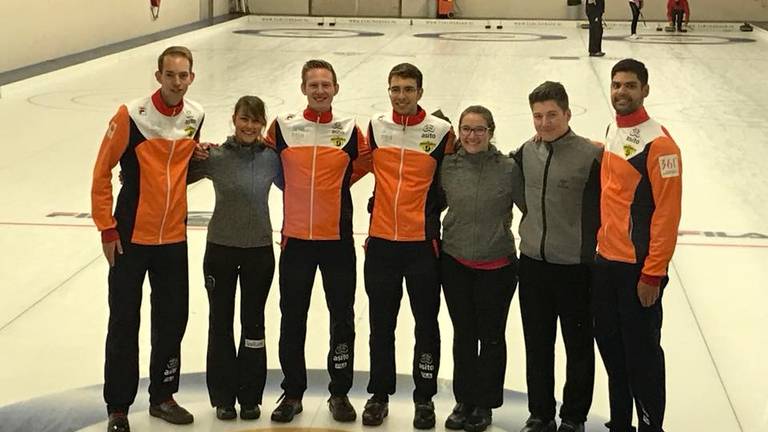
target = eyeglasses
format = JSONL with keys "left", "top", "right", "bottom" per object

{"left": 388, "top": 86, "right": 419, "bottom": 96}
{"left": 459, "top": 126, "right": 489, "bottom": 136}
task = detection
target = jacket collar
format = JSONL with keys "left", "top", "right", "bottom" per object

{"left": 544, "top": 128, "right": 574, "bottom": 145}
{"left": 458, "top": 144, "right": 501, "bottom": 158}
{"left": 151, "top": 89, "right": 184, "bottom": 116}
{"left": 223, "top": 135, "right": 266, "bottom": 151}
{"left": 303, "top": 107, "right": 333, "bottom": 123}
{"left": 392, "top": 106, "right": 427, "bottom": 126}
{"left": 616, "top": 106, "right": 650, "bottom": 128}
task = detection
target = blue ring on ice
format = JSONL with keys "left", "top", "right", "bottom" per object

{"left": 0, "top": 369, "right": 608, "bottom": 432}
{"left": 413, "top": 32, "right": 567, "bottom": 42}
{"left": 233, "top": 29, "right": 384, "bottom": 38}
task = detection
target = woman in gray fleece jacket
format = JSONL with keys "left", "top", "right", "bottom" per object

{"left": 188, "top": 96, "right": 282, "bottom": 422}
{"left": 439, "top": 105, "right": 524, "bottom": 432}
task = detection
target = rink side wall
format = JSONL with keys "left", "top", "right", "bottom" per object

{"left": 0, "top": 0, "right": 229, "bottom": 73}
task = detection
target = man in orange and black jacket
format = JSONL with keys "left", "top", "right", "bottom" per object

{"left": 264, "top": 59, "right": 371, "bottom": 424}
{"left": 91, "top": 46, "right": 204, "bottom": 432}
{"left": 593, "top": 58, "right": 682, "bottom": 432}
{"left": 360, "top": 63, "right": 455, "bottom": 430}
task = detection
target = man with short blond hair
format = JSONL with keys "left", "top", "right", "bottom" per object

{"left": 265, "top": 58, "right": 371, "bottom": 424}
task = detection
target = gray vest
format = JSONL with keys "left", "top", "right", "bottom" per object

{"left": 512, "top": 130, "right": 601, "bottom": 264}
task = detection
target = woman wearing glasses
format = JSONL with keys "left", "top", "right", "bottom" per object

{"left": 439, "top": 106, "right": 523, "bottom": 432}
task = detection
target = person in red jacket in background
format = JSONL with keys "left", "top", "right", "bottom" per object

{"left": 667, "top": 0, "right": 690, "bottom": 32}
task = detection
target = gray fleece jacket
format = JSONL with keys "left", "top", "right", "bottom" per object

{"left": 511, "top": 129, "right": 601, "bottom": 265}
{"left": 188, "top": 136, "right": 282, "bottom": 248}
{"left": 440, "top": 145, "right": 523, "bottom": 261}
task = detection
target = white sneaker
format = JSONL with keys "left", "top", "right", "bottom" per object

{"left": 629, "top": 34, "right": 639, "bottom": 40}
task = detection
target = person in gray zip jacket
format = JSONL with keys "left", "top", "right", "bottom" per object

{"left": 439, "top": 105, "right": 523, "bottom": 432}
{"left": 512, "top": 82, "right": 601, "bottom": 432}
{"left": 188, "top": 95, "right": 283, "bottom": 422}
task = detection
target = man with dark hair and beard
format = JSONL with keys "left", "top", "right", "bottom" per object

{"left": 593, "top": 58, "right": 682, "bottom": 432}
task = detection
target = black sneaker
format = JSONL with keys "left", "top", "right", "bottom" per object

{"left": 148, "top": 399, "right": 194, "bottom": 425}
{"left": 464, "top": 407, "right": 492, "bottom": 432}
{"left": 328, "top": 395, "right": 357, "bottom": 422}
{"left": 557, "top": 420, "right": 585, "bottom": 432}
{"left": 605, "top": 420, "right": 637, "bottom": 432}
{"left": 107, "top": 413, "right": 130, "bottom": 432}
{"left": 520, "top": 416, "right": 557, "bottom": 432}
{"left": 362, "top": 398, "right": 389, "bottom": 426}
{"left": 215, "top": 406, "right": 236, "bottom": 420}
{"left": 445, "top": 402, "right": 471, "bottom": 430}
{"left": 240, "top": 405, "right": 261, "bottom": 420}
{"left": 271, "top": 396, "right": 302, "bottom": 422}
{"left": 413, "top": 400, "right": 436, "bottom": 429}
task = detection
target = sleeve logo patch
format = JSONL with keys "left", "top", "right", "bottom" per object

{"left": 105, "top": 122, "right": 117, "bottom": 139}
{"left": 659, "top": 154, "right": 680, "bottom": 178}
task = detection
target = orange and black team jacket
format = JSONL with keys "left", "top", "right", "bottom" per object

{"left": 367, "top": 107, "right": 456, "bottom": 242}
{"left": 91, "top": 90, "right": 205, "bottom": 245}
{"left": 598, "top": 106, "right": 682, "bottom": 285}
{"left": 266, "top": 108, "right": 371, "bottom": 240}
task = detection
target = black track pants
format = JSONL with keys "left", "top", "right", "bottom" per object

{"left": 278, "top": 238, "right": 356, "bottom": 398}
{"left": 104, "top": 241, "right": 189, "bottom": 413}
{"left": 592, "top": 256, "right": 666, "bottom": 432}
{"left": 204, "top": 242, "right": 274, "bottom": 408}
{"left": 364, "top": 237, "right": 441, "bottom": 403}
{"left": 441, "top": 254, "right": 517, "bottom": 409}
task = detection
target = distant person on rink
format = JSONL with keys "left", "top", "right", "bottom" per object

{"left": 91, "top": 46, "right": 203, "bottom": 432}
{"left": 629, "top": 0, "right": 643, "bottom": 39}
{"left": 188, "top": 96, "right": 282, "bottom": 422}
{"left": 586, "top": 0, "right": 606, "bottom": 57}
{"left": 667, "top": 0, "right": 690, "bottom": 32}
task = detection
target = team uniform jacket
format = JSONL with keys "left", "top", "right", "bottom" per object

{"left": 598, "top": 106, "right": 682, "bottom": 284}
{"left": 367, "top": 108, "right": 455, "bottom": 242}
{"left": 266, "top": 108, "right": 370, "bottom": 240}
{"left": 91, "top": 90, "right": 204, "bottom": 245}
